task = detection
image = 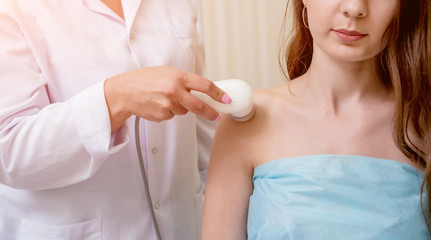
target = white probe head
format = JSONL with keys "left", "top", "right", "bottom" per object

{"left": 191, "top": 79, "right": 255, "bottom": 122}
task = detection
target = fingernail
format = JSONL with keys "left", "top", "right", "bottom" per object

{"left": 214, "top": 115, "right": 221, "bottom": 122}
{"left": 221, "top": 94, "right": 232, "bottom": 104}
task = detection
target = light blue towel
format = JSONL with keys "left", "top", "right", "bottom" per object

{"left": 247, "top": 155, "right": 429, "bottom": 239}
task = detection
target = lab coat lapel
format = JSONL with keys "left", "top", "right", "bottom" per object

{"left": 122, "top": 0, "right": 143, "bottom": 32}
{"left": 81, "top": 0, "right": 119, "bottom": 19}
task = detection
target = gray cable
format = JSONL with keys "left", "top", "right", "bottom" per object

{"left": 134, "top": 116, "right": 162, "bottom": 240}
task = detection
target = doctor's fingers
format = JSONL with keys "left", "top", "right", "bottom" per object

{"left": 183, "top": 73, "right": 232, "bottom": 104}
{"left": 178, "top": 90, "right": 220, "bottom": 121}
{"left": 169, "top": 105, "right": 189, "bottom": 115}
{"left": 132, "top": 100, "right": 187, "bottom": 122}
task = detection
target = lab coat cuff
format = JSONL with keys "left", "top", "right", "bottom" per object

{"left": 71, "top": 81, "right": 129, "bottom": 159}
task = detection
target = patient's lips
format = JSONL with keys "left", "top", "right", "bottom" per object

{"left": 333, "top": 29, "right": 367, "bottom": 42}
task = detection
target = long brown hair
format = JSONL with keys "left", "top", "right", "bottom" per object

{"left": 279, "top": 0, "right": 431, "bottom": 233}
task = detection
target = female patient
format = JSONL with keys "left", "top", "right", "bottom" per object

{"left": 201, "top": 0, "right": 431, "bottom": 239}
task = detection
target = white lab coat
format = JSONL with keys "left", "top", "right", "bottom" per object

{"left": 0, "top": 0, "right": 213, "bottom": 239}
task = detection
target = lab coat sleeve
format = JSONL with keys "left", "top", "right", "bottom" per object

{"left": 0, "top": 10, "right": 129, "bottom": 190}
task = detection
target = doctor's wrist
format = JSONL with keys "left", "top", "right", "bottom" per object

{"left": 104, "top": 77, "right": 132, "bottom": 134}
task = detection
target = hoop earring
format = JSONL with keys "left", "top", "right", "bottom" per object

{"left": 302, "top": 6, "right": 309, "bottom": 29}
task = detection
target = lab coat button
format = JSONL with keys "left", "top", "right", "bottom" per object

{"left": 129, "top": 33, "right": 135, "bottom": 40}
{"left": 155, "top": 202, "right": 160, "bottom": 209}
{"left": 152, "top": 148, "right": 157, "bottom": 154}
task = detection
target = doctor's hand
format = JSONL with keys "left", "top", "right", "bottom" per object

{"left": 104, "top": 66, "right": 231, "bottom": 133}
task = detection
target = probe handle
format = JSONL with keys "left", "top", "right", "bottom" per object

{"left": 191, "top": 79, "right": 255, "bottom": 122}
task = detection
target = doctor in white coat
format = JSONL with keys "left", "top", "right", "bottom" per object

{"left": 0, "top": 0, "right": 229, "bottom": 239}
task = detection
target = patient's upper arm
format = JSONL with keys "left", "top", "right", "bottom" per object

{"left": 201, "top": 114, "right": 254, "bottom": 240}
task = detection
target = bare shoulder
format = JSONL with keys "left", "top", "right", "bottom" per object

{"left": 212, "top": 84, "right": 293, "bottom": 166}
{"left": 252, "top": 83, "right": 304, "bottom": 125}
{"left": 253, "top": 85, "right": 291, "bottom": 112}
{"left": 216, "top": 84, "right": 290, "bottom": 137}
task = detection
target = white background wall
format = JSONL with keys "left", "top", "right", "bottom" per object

{"left": 200, "top": 0, "right": 289, "bottom": 90}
